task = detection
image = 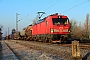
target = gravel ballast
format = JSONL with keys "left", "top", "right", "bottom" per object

{"left": 0, "top": 41, "right": 2, "bottom": 60}
{"left": 2, "top": 40, "right": 65, "bottom": 60}
{"left": 1, "top": 40, "right": 90, "bottom": 60}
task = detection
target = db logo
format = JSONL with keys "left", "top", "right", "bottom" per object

{"left": 59, "top": 27, "right": 63, "bottom": 29}
{"left": 59, "top": 27, "right": 63, "bottom": 32}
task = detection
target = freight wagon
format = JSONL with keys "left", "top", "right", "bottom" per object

{"left": 25, "top": 25, "right": 32, "bottom": 40}
{"left": 20, "top": 28, "right": 26, "bottom": 40}
{"left": 14, "top": 32, "right": 20, "bottom": 40}
{"left": 18, "top": 25, "right": 32, "bottom": 40}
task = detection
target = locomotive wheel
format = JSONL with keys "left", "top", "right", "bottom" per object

{"left": 44, "top": 37, "right": 47, "bottom": 43}
{"left": 64, "top": 37, "right": 67, "bottom": 43}
{"left": 38, "top": 37, "right": 42, "bottom": 42}
{"left": 61, "top": 36, "right": 64, "bottom": 43}
{"left": 47, "top": 38, "right": 50, "bottom": 43}
{"left": 36, "top": 39, "right": 38, "bottom": 42}
{"left": 29, "top": 37, "right": 30, "bottom": 41}
{"left": 49, "top": 38, "right": 52, "bottom": 43}
{"left": 42, "top": 37, "right": 45, "bottom": 43}
{"left": 36, "top": 38, "right": 39, "bottom": 42}
{"left": 41, "top": 37, "right": 43, "bottom": 42}
{"left": 32, "top": 37, "right": 35, "bottom": 41}
{"left": 43, "top": 37, "right": 45, "bottom": 42}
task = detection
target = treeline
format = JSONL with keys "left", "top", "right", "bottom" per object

{"left": 70, "top": 13, "right": 90, "bottom": 39}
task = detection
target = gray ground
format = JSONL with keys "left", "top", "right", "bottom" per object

{"left": 1, "top": 40, "right": 65, "bottom": 60}
{"left": 1, "top": 40, "right": 90, "bottom": 60}
{"left": 0, "top": 41, "right": 2, "bottom": 60}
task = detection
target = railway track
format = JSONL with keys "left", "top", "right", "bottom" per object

{"left": 1, "top": 40, "right": 90, "bottom": 60}
{"left": 0, "top": 41, "right": 2, "bottom": 60}
{"left": 9, "top": 40, "right": 90, "bottom": 59}
{"left": 51, "top": 43, "right": 90, "bottom": 50}
{"left": 2, "top": 40, "right": 66, "bottom": 60}
{"left": 9, "top": 39, "right": 90, "bottom": 50}
{"left": 25, "top": 40, "right": 90, "bottom": 50}
{"left": 16, "top": 38, "right": 90, "bottom": 50}
{"left": 4, "top": 40, "right": 72, "bottom": 60}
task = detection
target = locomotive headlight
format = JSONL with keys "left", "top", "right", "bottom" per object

{"left": 54, "top": 29, "right": 59, "bottom": 32}
{"left": 63, "top": 29, "right": 68, "bottom": 32}
{"left": 51, "top": 28, "right": 54, "bottom": 33}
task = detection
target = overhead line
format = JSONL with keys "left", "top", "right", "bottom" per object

{"left": 36, "top": 0, "right": 53, "bottom": 11}
{"left": 45, "top": 0, "right": 61, "bottom": 11}
{"left": 61, "top": 0, "right": 89, "bottom": 13}
{"left": 20, "top": 14, "right": 29, "bottom": 21}
{"left": 54, "top": 0, "right": 79, "bottom": 12}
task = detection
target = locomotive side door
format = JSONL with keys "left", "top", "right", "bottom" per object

{"left": 45, "top": 21, "right": 49, "bottom": 34}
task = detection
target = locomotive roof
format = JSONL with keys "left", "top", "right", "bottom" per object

{"left": 43, "top": 13, "right": 59, "bottom": 20}
{"left": 42, "top": 13, "right": 67, "bottom": 20}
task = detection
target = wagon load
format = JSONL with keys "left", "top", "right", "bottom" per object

{"left": 14, "top": 32, "right": 20, "bottom": 40}
{"left": 19, "top": 28, "right": 27, "bottom": 40}
{"left": 20, "top": 30, "right": 25, "bottom": 36}
{"left": 25, "top": 25, "right": 32, "bottom": 40}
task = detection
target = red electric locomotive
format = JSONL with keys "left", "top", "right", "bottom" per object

{"left": 32, "top": 13, "right": 70, "bottom": 43}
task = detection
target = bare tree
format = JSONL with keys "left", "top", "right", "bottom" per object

{"left": 84, "top": 14, "right": 89, "bottom": 38}
{"left": 70, "top": 20, "right": 78, "bottom": 38}
{"left": 88, "top": 14, "right": 90, "bottom": 38}
{"left": 70, "top": 20, "right": 83, "bottom": 38}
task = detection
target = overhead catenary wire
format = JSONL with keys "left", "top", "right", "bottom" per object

{"left": 45, "top": 0, "right": 61, "bottom": 11}
{"left": 42, "top": 0, "right": 54, "bottom": 8}
{"left": 35, "top": 0, "right": 89, "bottom": 20}
{"left": 19, "top": 14, "right": 29, "bottom": 21}
{"left": 54, "top": 0, "right": 79, "bottom": 12}
{"left": 36, "top": 0, "right": 54, "bottom": 12}
{"left": 61, "top": 0, "right": 89, "bottom": 13}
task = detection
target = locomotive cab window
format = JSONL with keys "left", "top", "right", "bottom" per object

{"left": 46, "top": 21, "right": 48, "bottom": 26}
{"left": 52, "top": 18, "right": 69, "bottom": 25}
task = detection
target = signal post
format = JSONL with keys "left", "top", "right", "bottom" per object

{"left": 72, "top": 40, "right": 82, "bottom": 60}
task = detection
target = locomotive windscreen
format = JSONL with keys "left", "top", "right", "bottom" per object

{"left": 52, "top": 18, "right": 69, "bottom": 25}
